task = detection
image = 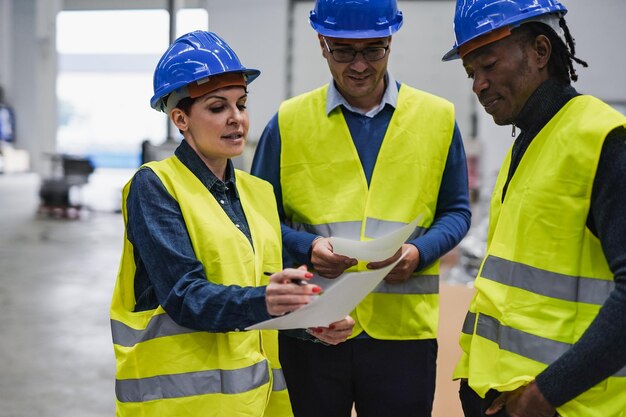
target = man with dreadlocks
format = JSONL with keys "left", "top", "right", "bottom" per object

{"left": 441, "top": 1, "right": 626, "bottom": 416}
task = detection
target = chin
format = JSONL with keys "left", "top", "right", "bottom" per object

{"left": 491, "top": 114, "right": 514, "bottom": 126}
{"left": 228, "top": 144, "right": 246, "bottom": 158}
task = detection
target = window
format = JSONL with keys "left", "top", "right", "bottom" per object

{"left": 56, "top": 8, "right": 208, "bottom": 168}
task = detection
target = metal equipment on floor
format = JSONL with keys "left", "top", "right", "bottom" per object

{"left": 38, "top": 153, "right": 95, "bottom": 218}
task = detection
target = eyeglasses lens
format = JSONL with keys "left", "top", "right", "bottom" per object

{"left": 333, "top": 48, "right": 387, "bottom": 63}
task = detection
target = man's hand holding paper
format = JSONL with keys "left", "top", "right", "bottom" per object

{"left": 366, "top": 244, "right": 421, "bottom": 284}
{"left": 310, "top": 237, "right": 358, "bottom": 278}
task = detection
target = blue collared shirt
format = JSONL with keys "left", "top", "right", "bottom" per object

{"left": 126, "top": 139, "right": 272, "bottom": 332}
{"left": 251, "top": 73, "right": 471, "bottom": 270}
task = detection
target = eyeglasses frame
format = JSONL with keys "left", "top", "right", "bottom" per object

{"left": 322, "top": 37, "right": 390, "bottom": 63}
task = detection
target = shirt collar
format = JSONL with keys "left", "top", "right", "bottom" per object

{"left": 515, "top": 78, "right": 579, "bottom": 132}
{"left": 326, "top": 71, "right": 398, "bottom": 118}
{"left": 175, "top": 139, "right": 238, "bottom": 195}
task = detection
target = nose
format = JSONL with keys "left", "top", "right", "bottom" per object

{"left": 472, "top": 71, "right": 489, "bottom": 96}
{"left": 349, "top": 53, "right": 369, "bottom": 72}
{"left": 228, "top": 106, "right": 245, "bottom": 125}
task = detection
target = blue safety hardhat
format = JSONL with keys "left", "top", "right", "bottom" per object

{"left": 150, "top": 30, "right": 260, "bottom": 113}
{"left": 442, "top": 0, "right": 567, "bottom": 61}
{"left": 309, "top": 0, "right": 403, "bottom": 39}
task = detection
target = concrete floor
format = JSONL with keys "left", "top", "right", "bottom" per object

{"left": 0, "top": 171, "right": 122, "bottom": 417}
{"left": 0, "top": 170, "right": 473, "bottom": 417}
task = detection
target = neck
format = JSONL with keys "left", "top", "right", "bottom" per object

{"left": 185, "top": 137, "right": 229, "bottom": 181}
{"left": 347, "top": 89, "right": 384, "bottom": 112}
{"left": 204, "top": 159, "right": 227, "bottom": 181}
{"left": 515, "top": 78, "right": 577, "bottom": 131}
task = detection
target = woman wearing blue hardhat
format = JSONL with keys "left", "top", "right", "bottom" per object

{"left": 150, "top": 30, "right": 260, "bottom": 114}
{"left": 251, "top": 0, "right": 472, "bottom": 416}
{"left": 110, "top": 30, "right": 336, "bottom": 417}
{"left": 443, "top": 1, "right": 626, "bottom": 417}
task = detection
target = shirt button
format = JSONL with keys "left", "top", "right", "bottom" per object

{"left": 236, "top": 224, "right": 241, "bottom": 228}
{"left": 220, "top": 200, "right": 225, "bottom": 204}
{"left": 234, "top": 328, "right": 240, "bottom": 332}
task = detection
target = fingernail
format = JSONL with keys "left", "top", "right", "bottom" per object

{"left": 329, "top": 324, "right": 336, "bottom": 330}
{"left": 314, "top": 328, "right": 323, "bottom": 333}
{"left": 311, "top": 286, "right": 321, "bottom": 294}
{"left": 305, "top": 272, "right": 313, "bottom": 278}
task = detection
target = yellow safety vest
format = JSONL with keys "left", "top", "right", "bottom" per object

{"left": 279, "top": 84, "right": 455, "bottom": 339}
{"left": 110, "top": 156, "right": 292, "bottom": 417}
{"left": 454, "top": 96, "right": 626, "bottom": 417}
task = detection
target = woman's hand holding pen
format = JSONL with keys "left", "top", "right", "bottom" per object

{"left": 265, "top": 265, "right": 322, "bottom": 317}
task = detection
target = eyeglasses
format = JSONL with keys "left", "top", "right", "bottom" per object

{"left": 323, "top": 38, "right": 389, "bottom": 63}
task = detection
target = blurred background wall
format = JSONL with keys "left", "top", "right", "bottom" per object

{"left": 1, "top": 0, "right": 624, "bottom": 187}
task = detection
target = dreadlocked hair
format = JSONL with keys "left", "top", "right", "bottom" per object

{"left": 515, "top": 18, "right": 589, "bottom": 84}
{"left": 559, "top": 17, "right": 589, "bottom": 81}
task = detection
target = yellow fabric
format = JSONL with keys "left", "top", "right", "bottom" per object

{"left": 111, "top": 157, "right": 292, "bottom": 417}
{"left": 279, "top": 84, "right": 455, "bottom": 339}
{"left": 454, "top": 96, "right": 626, "bottom": 417}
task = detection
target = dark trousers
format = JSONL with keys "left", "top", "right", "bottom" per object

{"left": 279, "top": 334, "right": 437, "bottom": 417}
{"left": 459, "top": 379, "right": 508, "bottom": 417}
{"left": 459, "top": 380, "right": 559, "bottom": 417}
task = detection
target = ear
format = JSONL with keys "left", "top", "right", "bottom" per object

{"left": 534, "top": 34, "right": 552, "bottom": 70}
{"left": 170, "top": 108, "right": 189, "bottom": 132}
{"left": 318, "top": 34, "right": 327, "bottom": 58}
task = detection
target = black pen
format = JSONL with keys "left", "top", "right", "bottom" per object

{"left": 263, "top": 271, "right": 308, "bottom": 286}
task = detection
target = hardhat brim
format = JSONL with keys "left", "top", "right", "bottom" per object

{"left": 150, "top": 68, "right": 260, "bottom": 112}
{"left": 311, "top": 23, "right": 403, "bottom": 39}
{"left": 442, "top": 10, "right": 567, "bottom": 62}
{"left": 441, "top": 47, "right": 460, "bottom": 62}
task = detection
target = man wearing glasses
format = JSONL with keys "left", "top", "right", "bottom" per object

{"left": 251, "top": 1, "right": 471, "bottom": 416}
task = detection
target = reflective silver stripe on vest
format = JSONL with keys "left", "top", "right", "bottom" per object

{"left": 364, "top": 218, "right": 427, "bottom": 240}
{"left": 272, "top": 368, "right": 287, "bottom": 391}
{"left": 476, "top": 313, "right": 626, "bottom": 377}
{"left": 373, "top": 274, "right": 439, "bottom": 295}
{"left": 290, "top": 221, "right": 362, "bottom": 239}
{"left": 461, "top": 311, "right": 477, "bottom": 335}
{"left": 481, "top": 255, "right": 615, "bottom": 305}
{"left": 116, "top": 360, "right": 270, "bottom": 403}
{"left": 290, "top": 218, "right": 426, "bottom": 240}
{"left": 111, "top": 315, "right": 197, "bottom": 347}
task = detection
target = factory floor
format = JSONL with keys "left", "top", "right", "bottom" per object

{"left": 0, "top": 170, "right": 474, "bottom": 417}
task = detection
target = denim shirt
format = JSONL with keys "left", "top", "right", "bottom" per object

{"left": 126, "top": 139, "right": 272, "bottom": 332}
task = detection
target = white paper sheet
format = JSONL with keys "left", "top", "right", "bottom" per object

{"left": 245, "top": 251, "right": 407, "bottom": 330}
{"left": 329, "top": 215, "right": 421, "bottom": 261}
